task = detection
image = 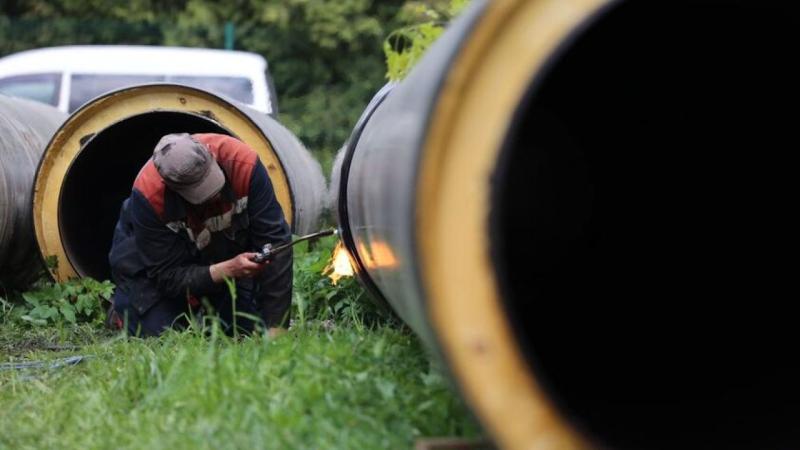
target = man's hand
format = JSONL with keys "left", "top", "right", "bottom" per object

{"left": 210, "top": 252, "right": 268, "bottom": 282}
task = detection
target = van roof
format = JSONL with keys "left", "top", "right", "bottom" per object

{"left": 0, "top": 45, "right": 267, "bottom": 76}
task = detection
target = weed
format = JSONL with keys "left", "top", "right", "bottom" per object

{"left": 291, "top": 236, "right": 396, "bottom": 329}
{"left": 10, "top": 277, "right": 114, "bottom": 327}
{"left": 384, "top": 0, "right": 471, "bottom": 80}
{"left": 0, "top": 324, "right": 481, "bottom": 449}
{"left": 0, "top": 236, "right": 483, "bottom": 448}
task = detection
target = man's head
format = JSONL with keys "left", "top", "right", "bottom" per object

{"left": 152, "top": 133, "right": 225, "bottom": 204}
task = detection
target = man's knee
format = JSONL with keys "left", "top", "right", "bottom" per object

{"left": 113, "top": 290, "right": 189, "bottom": 337}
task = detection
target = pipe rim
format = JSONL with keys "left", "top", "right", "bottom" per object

{"left": 415, "top": 0, "right": 609, "bottom": 448}
{"left": 32, "top": 83, "right": 293, "bottom": 281}
{"left": 336, "top": 83, "right": 397, "bottom": 307}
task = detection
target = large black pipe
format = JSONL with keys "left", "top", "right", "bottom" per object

{"left": 0, "top": 95, "right": 66, "bottom": 287}
{"left": 335, "top": 0, "right": 800, "bottom": 449}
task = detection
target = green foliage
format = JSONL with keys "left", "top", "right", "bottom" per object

{"left": 0, "top": 324, "right": 481, "bottom": 449}
{"left": 448, "top": 0, "right": 471, "bottom": 16}
{"left": 1, "top": 0, "right": 406, "bottom": 159}
{"left": 385, "top": 22, "right": 444, "bottom": 80}
{"left": 1, "top": 0, "right": 473, "bottom": 160}
{"left": 0, "top": 322, "right": 109, "bottom": 359}
{"left": 0, "top": 1, "right": 185, "bottom": 53}
{"left": 8, "top": 277, "right": 113, "bottom": 327}
{"left": 165, "top": 0, "right": 404, "bottom": 157}
{"left": 291, "top": 235, "right": 396, "bottom": 329}
{"left": 384, "top": 0, "right": 470, "bottom": 80}
{"left": 2, "top": 235, "right": 384, "bottom": 331}
{"left": 0, "top": 296, "right": 14, "bottom": 324}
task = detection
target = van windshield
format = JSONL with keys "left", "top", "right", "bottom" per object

{"left": 69, "top": 74, "right": 254, "bottom": 112}
{"left": 169, "top": 76, "right": 253, "bottom": 105}
{"left": 70, "top": 74, "right": 163, "bottom": 111}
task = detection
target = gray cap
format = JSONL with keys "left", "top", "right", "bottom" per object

{"left": 152, "top": 133, "right": 225, "bottom": 204}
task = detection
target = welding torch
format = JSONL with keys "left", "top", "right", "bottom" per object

{"left": 250, "top": 229, "right": 338, "bottom": 263}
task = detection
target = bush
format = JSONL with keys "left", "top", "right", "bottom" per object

{"left": 2, "top": 277, "right": 113, "bottom": 327}
{"left": 384, "top": 0, "right": 470, "bottom": 80}
{"left": 291, "top": 236, "right": 396, "bottom": 329}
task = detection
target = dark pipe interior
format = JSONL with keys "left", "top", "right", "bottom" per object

{"left": 59, "top": 112, "right": 230, "bottom": 280}
{"left": 492, "top": 1, "right": 800, "bottom": 449}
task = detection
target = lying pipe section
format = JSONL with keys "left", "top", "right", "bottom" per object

{"left": 33, "top": 84, "right": 326, "bottom": 282}
{"left": 335, "top": 0, "right": 800, "bottom": 449}
{"left": 0, "top": 95, "right": 66, "bottom": 287}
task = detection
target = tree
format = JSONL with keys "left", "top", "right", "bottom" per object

{"left": 0, "top": 0, "right": 405, "bottom": 165}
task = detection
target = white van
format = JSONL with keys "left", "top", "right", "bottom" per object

{"left": 0, "top": 45, "right": 278, "bottom": 114}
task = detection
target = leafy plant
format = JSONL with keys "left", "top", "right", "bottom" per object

{"left": 384, "top": 0, "right": 470, "bottom": 80}
{"left": 0, "top": 296, "right": 14, "bottom": 325}
{"left": 291, "top": 236, "right": 396, "bottom": 329}
{"left": 384, "top": 21, "right": 444, "bottom": 80}
{"left": 17, "top": 277, "right": 114, "bottom": 326}
{"left": 1, "top": 0, "right": 407, "bottom": 161}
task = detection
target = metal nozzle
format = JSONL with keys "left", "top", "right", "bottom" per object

{"left": 251, "top": 228, "right": 337, "bottom": 263}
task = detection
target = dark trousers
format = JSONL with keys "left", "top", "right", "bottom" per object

{"left": 112, "top": 280, "right": 261, "bottom": 337}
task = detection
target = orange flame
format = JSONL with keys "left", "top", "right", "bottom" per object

{"left": 325, "top": 241, "right": 355, "bottom": 285}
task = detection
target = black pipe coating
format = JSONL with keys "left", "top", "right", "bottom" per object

{"left": 336, "top": 0, "right": 800, "bottom": 448}
{"left": 0, "top": 95, "right": 65, "bottom": 287}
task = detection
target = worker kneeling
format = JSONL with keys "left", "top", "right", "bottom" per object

{"left": 108, "top": 133, "right": 292, "bottom": 337}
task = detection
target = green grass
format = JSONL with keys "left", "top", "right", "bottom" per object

{"left": 0, "top": 237, "right": 481, "bottom": 449}
{"left": 0, "top": 324, "right": 479, "bottom": 449}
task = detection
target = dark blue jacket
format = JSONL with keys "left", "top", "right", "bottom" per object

{"left": 109, "top": 134, "right": 292, "bottom": 327}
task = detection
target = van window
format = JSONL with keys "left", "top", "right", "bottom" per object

{"left": 0, "top": 73, "right": 61, "bottom": 106}
{"left": 168, "top": 76, "right": 253, "bottom": 104}
{"left": 69, "top": 74, "right": 255, "bottom": 112}
{"left": 69, "top": 74, "right": 164, "bottom": 112}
